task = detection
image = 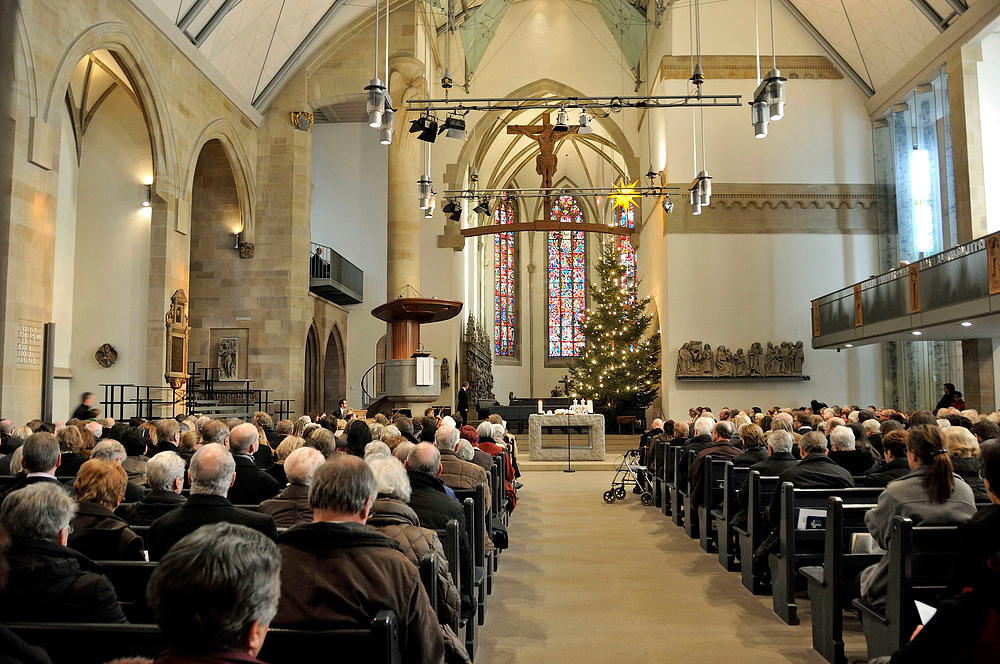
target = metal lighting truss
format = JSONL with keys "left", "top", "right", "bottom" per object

{"left": 405, "top": 94, "right": 742, "bottom": 114}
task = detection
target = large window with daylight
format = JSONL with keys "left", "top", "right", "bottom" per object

{"left": 618, "top": 204, "right": 637, "bottom": 291}
{"left": 493, "top": 193, "right": 517, "bottom": 357}
{"left": 547, "top": 195, "right": 586, "bottom": 358}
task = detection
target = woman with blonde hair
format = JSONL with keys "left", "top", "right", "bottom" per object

{"left": 55, "top": 426, "right": 88, "bottom": 477}
{"left": 943, "top": 426, "right": 988, "bottom": 502}
{"left": 266, "top": 435, "right": 305, "bottom": 485}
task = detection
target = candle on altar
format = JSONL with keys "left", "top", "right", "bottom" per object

{"left": 538, "top": 400, "right": 543, "bottom": 414}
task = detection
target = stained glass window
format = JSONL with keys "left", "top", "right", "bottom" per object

{"left": 547, "top": 195, "right": 586, "bottom": 357}
{"left": 493, "top": 193, "right": 517, "bottom": 357}
{"left": 618, "top": 204, "right": 637, "bottom": 291}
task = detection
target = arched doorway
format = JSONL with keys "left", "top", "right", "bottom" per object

{"left": 304, "top": 323, "right": 322, "bottom": 414}
{"left": 324, "top": 326, "right": 346, "bottom": 412}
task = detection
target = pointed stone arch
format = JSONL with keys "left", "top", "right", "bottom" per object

{"left": 41, "top": 22, "right": 179, "bottom": 198}
{"left": 12, "top": 6, "right": 38, "bottom": 119}
{"left": 324, "top": 324, "right": 347, "bottom": 412}
{"left": 181, "top": 120, "right": 256, "bottom": 241}
{"left": 304, "top": 322, "right": 323, "bottom": 414}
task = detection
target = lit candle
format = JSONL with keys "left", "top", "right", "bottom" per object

{"left": 538, "top": 400, "right": 543, "bottom": 414}
{"left": 587, "top": 399, "right": 594, "bottom": 413}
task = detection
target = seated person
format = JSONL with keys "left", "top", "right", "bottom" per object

{"left": 946, "top": 443, "right": 1000, "bottom": 596}
{"left": 273, "top": 455, "right": 445, "bottom": 663}
{"left": 68, "top": 458, "right": 145, "bottom": 561}
{"left": 90, "top": 440, "right": 145, "bottom": 502}
{"left": 435, "top": 426, "right": 491, "bottom": 510}
{"left": 943, "top": 427, "right": 989, "bottom": 502}
{"left": 0, "top": 433, "right": 70, "bottom": 501}
{"left": 677, "top": 417, "right": 718, "bottom": 493}
{"left": 860, "top": 430, "right": 912, "bottom": 487}
{"left": 828, "top": 425, "right": 879, "bottom": 476}
{"left": 120, "top": 451, "right": 187, "bottom": 526}
{"left": 731, "top": 423, "right": 769, "bottom": 467}
{"left": 688, "top": 421, "right": 741, "bottom": 508}
{"left": 147, "top": 522, "right": 279, "bottom": 664}
{"left": 54, "top": 427, "right": 87, "bottom": 478}
{"left": 259, "top": 447, "right": 325, "bottom": 527}
{"left": 731, "top": 429, "right": 799, "bottom": 530}
{"left": 366, "top": 454, "right": 461, "bottom": 629}
{"left": 146, "top": 444, "right": 278, "bottom": 560}
{"left": 859, "top": 426, "right": 977, "bottom": 609}
{"left": 227, "top": 424, "right": 281, "bottom": 505}
{"left": 0, "top": 483, "right": 125, "bottom": 622}
{"left": 265, "top": 435, "right": 305, "bottom": 486}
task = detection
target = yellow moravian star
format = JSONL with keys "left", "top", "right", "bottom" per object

{"left": 610, "top": 180, "right": 639, "bottom": 212}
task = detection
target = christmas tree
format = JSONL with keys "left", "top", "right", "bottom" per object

{"left": 568, "top": 240, "right": 661, "bottom": 414}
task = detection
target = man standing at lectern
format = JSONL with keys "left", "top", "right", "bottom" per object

{"left": 457, "top": 381, "right": 470, "bottom": 427}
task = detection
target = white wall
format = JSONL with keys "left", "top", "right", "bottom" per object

{"left": 310, "top": 122, "right": 388, "bottom": 403}
{"left": 980, "top": 32, "right": 1000, "bottom": 234}
{"left": 69, "top": 88, "right": 152, "bottom": 416}
{"left": 52, "top": 106, "right": 78, "bottom": 420}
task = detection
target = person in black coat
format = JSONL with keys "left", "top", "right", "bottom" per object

{"left": 766, "top": 431, "right": 855, "bottom": 527}
{"left": 119, "top": 451, "right": 187, "bottom": 526}
{"left": 828, "top": 425, "right": 879, "bottom": 476}
{"left": 226, "top": 424, "right": 280, "bottom": 505}
{"left": 146, "top": 444, "right": 277, "bottom": 560}
{"left": 67, "top": 459, "right": 145, "bottom": 561}
{"left": 0, "top": 433, "right": 71, "bottom": 503}
{"left": 859, "top": 430, "right": 912, "bottom": 487}
{"left": 945, "top": 444, "right": 1000, "bottom": 596}
{"left": 54, "top": 427, "right": 88, "bottom": 478}
{"left": 0, "top": 482, "right": 125, "bottom": 623}
{"left": 457, "top": 382, "right": 470, "bottom": 428}
{"left": 934, "top": 383, "right": 958, "bottom": 413}
{"left": 731, "top": 429, "right": 800, "bottom": 529}
{"left": 731, "top": 423, "right": 769, "bottom": 467}
{"left": 676, "top": 418, "right": 719, "bottom": 492}
{"left": 70, "top": 392, "right": 97, "bottom": 421}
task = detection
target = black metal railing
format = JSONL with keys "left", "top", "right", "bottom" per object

{"left": 361, "top": 362, "right": 385, "bottom": 407}
{"left": 310, "top": 242, "right": 363, "bottom": 303}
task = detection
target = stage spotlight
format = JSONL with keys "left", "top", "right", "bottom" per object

{"left": 578, "top": 112, "right": 593, "bottom": 134}
{"left": 441, "top": 114, "right": 466, "bottom": 140}
{"left": 409, "top": 114, "right": 438, "bottom": 143}
{"left": 751, "top": 100, "right": 769, "bottom": 138}
{"left": 554, "top": 108, "right": 569, "bottom": 131}
{"left": 474, "top": 198, "right": 491, "bottom": 215}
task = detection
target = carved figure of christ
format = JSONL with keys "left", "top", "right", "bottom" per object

{"left": 506, "top": 112, "right": 578, "bottom": 221}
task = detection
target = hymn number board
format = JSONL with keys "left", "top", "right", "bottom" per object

{"left": 17, "top": 323, "right": 42, "bottom": 366}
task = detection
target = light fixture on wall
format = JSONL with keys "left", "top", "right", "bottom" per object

{"left": 661, "top": 196, "right": 674, "bottom": 214}
{"left": 749, "top": 0, "right": 786, "bottom": 138}
{"left": 233, "top": 231, "right": 241, "bottom": 250}
{"left": 142, "top": 184, "right": 152, "bottom": 208}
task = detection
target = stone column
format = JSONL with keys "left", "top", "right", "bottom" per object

{"left": 962, "top": 339, "right": 996, "bottom": 413}
{"left": 386, "top": 56, "right": 426, "bottom": 300}
{"left": 948, "top": 44, "right": 987, "bottom": 243}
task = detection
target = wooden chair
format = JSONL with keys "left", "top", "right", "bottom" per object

{"left": 714, "top": 463, "right": 750, "bottom": 571}
{"left": 800, "top": 498, "right": 880, "bottom": 664}
{"left": 851, "top": 517, "right": 962, "bottom": 659}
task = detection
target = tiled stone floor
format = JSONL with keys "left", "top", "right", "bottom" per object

{"left": 476, "top": 471, "right": 867, "bottom": 663}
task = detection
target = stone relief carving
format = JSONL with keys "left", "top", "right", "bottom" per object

{"left": 95, "top": 343, "right": 118, "bottom": 368}
{"left": 441, "top": 357, "right": 451, "bottom": 388}
{"left": 461, "top": 316, "right": 494, "bottom": 402}
{"left": 676, "top": 340, "right": 805, "bottom": 378}
{"left": 218, "top": 337, "right": 238, "bottom": 380}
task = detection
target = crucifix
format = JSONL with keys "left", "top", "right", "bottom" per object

{"left": 507, "top": 112, "right": 578, "bottom": 221}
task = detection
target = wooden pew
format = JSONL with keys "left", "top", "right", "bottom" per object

{"left": 737, "top": 472, "right": 780, "bottom": 594}
{"left": 453, "top": 485, "right": 489, "bottom": 630}
{"left": 679, "top": 450, "right": 698, "bottom": 538}
{"left": 419, "top": 552, "right": 438, "bottom": 617}
{"left": 662, "top": 443, "right": 679, "bottom": 518}
{"left": 98, "top": 560, "right": 157, "bottom": 623}
{"left": 434, "top": 519, "right": 463, "bottom": 635}
{"left": 714, "top": 462, "right": 750, "bottom": 571}
{"left": 851, "top": 517, "right": 962, "bottom": 659}
{"left": 800, "top": 498, "right": 880, "bottom": 664}
{"left": 657, "top": 441, "right": 672, "bottom": 517}
{"left": 769, "top": 485, "right": 883, "bottom": 625}
{"left": 698, "top": 458, "right": 730, "bottom": 553}
{"left": 8, "top": 612, "right": 405, "bottom": 664}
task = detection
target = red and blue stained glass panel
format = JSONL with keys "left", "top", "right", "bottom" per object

{"left": 493, "top": 194, "right": 516, "bottom": 357}
{"left": 547, "top": 195, "right": 586, "bottom": 357}
{"left": 618, "top": 204, "right": 636, "bottom": 291}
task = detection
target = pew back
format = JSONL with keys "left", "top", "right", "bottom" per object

{"left": 716, "top": 462, "right": 750, "bottom": 571}
{"left": 738, "top": 472, "right": 780, "bottom": 594}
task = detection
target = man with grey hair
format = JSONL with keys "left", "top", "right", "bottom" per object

{"left": 732, "top": 429, "right": 801, "bottom": 529}
{"left": 201, "top": 419, "right": 230, "bottom": 447}
{"left": 274, "top": 455, "right": 444, "bottom": 663}
{"left": 121, "top": 451, "right": 188, "bottom": 526}
{"left": 0, "top": 483, "right": 125, "bottom": 622}
{"left": 84, "top": 421, "right": 102, "bottom": 443}
{"left": 228, "top": 423, "right": 280, "bottom": 505}
{"left": 90, "top": 440, "right": 145, "bottom": 502}
{"left": 434, "top": 425, "right": 492, "bottom": 510}
{"left": 0, "top": 432, "right": 68, "bottom": 501}
{"left": 765, "top": 431, "right": 854, "bottom": 528}
{"left": 259, "top": 447, "right": 325, "bottom": 527}
{"left": 677, "top": 416, "right": 720, "bottom": 493}
{"left": 689, "top": 420, "right": 742, "bottom": 506}
{"left": 828, "top": 425, "right": 879, "bottom": 475}
{"left": 149, "top": 523, "right": 279, "bottom": 662}
{"left": 146, "top": 444, "right": 277, "bottom": 560}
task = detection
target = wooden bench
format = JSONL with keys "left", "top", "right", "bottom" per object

{"left": 736, "top": 472, "right": 780, "bottom": 594}
{"left": 660, "top": 442, "right": 678, "bottom": 518}
{"left": 454, "top": 484, "right": 489, "bottom": 630}
{"left": 851, "top": 517, "right": 962, "bottom": 659}
{"left": 434, "top": 519, "right": 463, "bottom": 635}
{"left": 769, "top": 485, "right": 883, "bottom": 625}
{"left": 714, "top": 462, "right": 750, "bottom": 571}
{"left": 698, "top": 458, "right": 730, "bottom": 553}
{"left": 8, "top": 612, "right": 404, "bottom": 664}
{"left": 800, "top": 498, "right": 880, "bottom": 664}
{"left": 679, "top": 450, "right": 698, "bottom": 537}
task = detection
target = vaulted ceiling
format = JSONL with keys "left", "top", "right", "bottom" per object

{"left": 146, "top": 0, "right": 977, "bottom": 113}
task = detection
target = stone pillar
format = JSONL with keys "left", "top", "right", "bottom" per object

{"left": 961, "top": 339, "right": 996, "bottom": 413}
{"left": 386, "top": 56, "right": 426, "bottom": 300}
{"left": 948, "top": 44, "right": 987, "bottom": 243}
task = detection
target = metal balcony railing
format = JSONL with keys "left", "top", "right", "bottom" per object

{"left": 310, "top": 242, "right": 363, "bottom": 305}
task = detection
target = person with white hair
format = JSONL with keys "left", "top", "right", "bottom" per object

{"left": 433, "top": 426, "right": 492, "bottom": 511}
{"left": 380, "top": 424, "right": 401, "bottom": 442}
{"left": 732, "top": 429, "right": 801, "bottom": 529}
{"left": 89, "top": 440, "right": 146, "bottom": 502}
{"left": 677, "top": 416, "right": 717, "bottom": 492}
{"left": 828, "top": 425, "right": 879, "bottom": 475}
{"left": 259, "top": 447, "right": 326, "bottom": 527}
{"left": 364, "top": 441, "right": 391, "bottom": 458}
{"left": 120, "top": 451, "right": 188, "bottom": 526}
{"left": 439, "top": 415, "right": 457, "bottom": 429}
{"left": 861, "top": 418, "right": 882, "bottom": 452}
{"left": 366, "top": 455, "right": 461, "bottom": 629}
{"left": 84, "top": 421, "right": 103, "bottom": 442}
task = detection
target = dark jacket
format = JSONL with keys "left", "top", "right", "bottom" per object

{"left": 677, "top": 434, "right": 712, "bottom": 492}
{"left": 952, "top": 457, "right": 989, "bottom": 503}
{"left": 118, "top": 490, "right": 187, "bottom": 526}
{"left": 368, "top": 497, "right": 461, "bottom": 628}
{"left": 0, "top": 625, "right": 52, "bottom": 664}
{"left": 72, "top": 404, "right": 93, "bottom": 421}
{"left": 265, "top": 463, "right": 288, "bottom": 487}
{"left": 67, "top": 501, "right": 145, "bottom": 561}
{"left": 228, "top": 455, "right": 281, "bottom": 505}
{"left": 457, "top": 388, "right": 469, "bottom": 413}
{"left": 150, "top": 442, "right": 179, "bottom": 458}
{"left": 828, "top": 449, "right": 880, "bottom": 476}
{"left": 946, "top": 504, "right": 1000, "bottom": 597}
{"left": 469, "top": 448, "right": 494, "bottom": 477}
{"left": 0, "top": 539, "right": 126, "bottom": 623}
{"left": 253, "top": 445, "right": 274, "bottom": 469}
{"left": 259, "top": 484, "right": 313, "bottom": 527}
{"left": 153, "top": 651, "right": 267, "bottom": 664}
{"left": 766, "top": 454, "right": 855, "bottom": 526}
{"left": 859, "top": 457, "right": 912, "bottom": 487}
{"left": 55, "top": 452, "right": 86, "bottom": 478}
{"left": 146, "top": 493, "right": 278, "bottom": 560}
{"left": 733, "top": 452, "right": 800, "bottom": 526}
{"left": 732, "top": 448, "right": 769, "bottom": 467}
{"left": 0, "top": 475, "right": 71, "bottom": 503}
{"left": 688, "top": 442, "right": 742, "bottom": 508}
{"left": 406, "top": 471, "right": 472, "bottom": 590}
{"left": 274, "top": 521, "right": 445, "bottom": 664}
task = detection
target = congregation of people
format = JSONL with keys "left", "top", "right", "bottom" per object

{"left": 0, "top": 395, "right": 521, "bottom": 664}
{"left": 638, "top": 397, "right": 1000, "bottom": 663}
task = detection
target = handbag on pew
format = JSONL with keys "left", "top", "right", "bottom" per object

{"left": 491, "top": 517, "right": 508, "bottom": 550}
